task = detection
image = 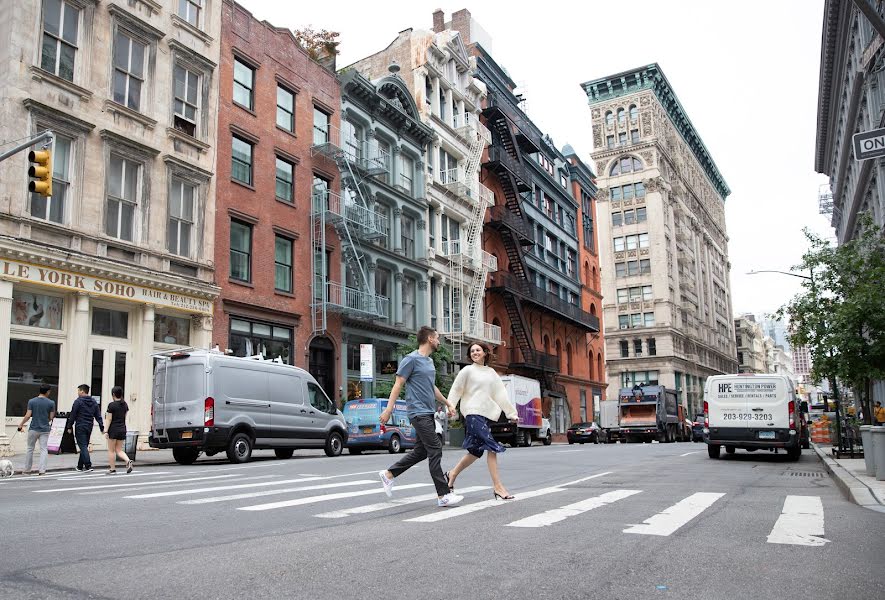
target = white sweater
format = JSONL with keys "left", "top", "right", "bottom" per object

{"left": 448, "top": 365, "right": 518, "bottom": 422}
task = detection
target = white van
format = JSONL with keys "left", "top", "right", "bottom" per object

{"left": 149, "top": 349, "right": 348, "bottom": 464}
{"left": 704, "top": 374, "right": 803, "bottom": 461}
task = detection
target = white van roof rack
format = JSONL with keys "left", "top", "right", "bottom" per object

{"left": 151, "top": 346, "right": 224, "bottom": 359}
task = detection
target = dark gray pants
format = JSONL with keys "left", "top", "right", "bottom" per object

{"left": 388, "top": 413, "right": 448, "bottom": 496}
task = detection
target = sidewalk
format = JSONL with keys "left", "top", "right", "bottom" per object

{"left": 812, "top": 442, "right": 885, "bottom": 513}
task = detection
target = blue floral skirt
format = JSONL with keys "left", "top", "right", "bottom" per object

{"left": 463, "top": 414, "right": 507, "bottom": 458}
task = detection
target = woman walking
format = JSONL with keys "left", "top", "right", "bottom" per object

{"left": 445, "top": 342, "right": 518, "bottom": 500}
{"left": 104, "top": 386, "right": 133, "bottom": 474}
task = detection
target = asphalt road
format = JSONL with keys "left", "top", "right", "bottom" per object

{"left": 1, "top": 441, "right": 883, "bottom": 600}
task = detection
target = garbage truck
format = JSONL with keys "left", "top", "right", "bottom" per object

{"left": 617, "top": 384, "right": 681, "bottom": 443}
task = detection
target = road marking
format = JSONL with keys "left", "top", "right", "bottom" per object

{"left": 555, "top": 450, "right": 586, "bottom": 453}
{"left": 56, "top": 471, "right": 172, "bottom": 481}
{"left": 507, "top": 489, "right": 643, "bottom": 528}
{"left": 558, "top": 472, "right": 613, "bottom": 486}
{"left": 679, "top": 451, "right": 702, "bottom": 457}
{"left": 767, "top": 495, "right": 830, "bottom": 546}
{"left": 183, "top": 462, "right": 292, "bottom": 474}
{"left": 32, "top": 473, "right": 243, "bottom": 493}
{"left": 237, "top": 483, "right": 430, "bottom": 511}
{"left": 623, "top": 492, "right": 725, "bottom": 536}
{"left": 179, "top": 480, "right": 381, "bottom": 505}
{"left": 405, "top": 486, "right": 569, "bottom": 523}
{"left": 314, "top": 486, "right": 490, "bottom": 518}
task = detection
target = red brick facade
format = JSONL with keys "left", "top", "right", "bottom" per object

{"left": 216, "top": 0, "right": 342, "bottom": 398}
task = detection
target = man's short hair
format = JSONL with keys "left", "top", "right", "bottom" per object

{"left": 39, "top": 384, "right": 51, "bottom": 395}
{"left": 77, "top": 384, "right": 90, "bottom": 394}
{"left": 417, "top": 326, "right": 437, "bottom": 345}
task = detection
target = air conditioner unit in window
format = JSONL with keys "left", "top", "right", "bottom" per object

{"left": 619, "top": 324, "right": 629, "bottom": 329}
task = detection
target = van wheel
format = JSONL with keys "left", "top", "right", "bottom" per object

{"left": 226, "top": 433, "right": 253, "bottom": 464}
{"left": 707, "top": 444, "right": 721, "bottom": 459}
{"left": 543, "top": 431, "right": 552, "bottom": 446}
{"left": 274, "top": 449, "right": 294, "bottom": 460}
{"left": 388, "top": 434, "right": 402, "bottom": 454}
{"left": 324, "top": 432, "right": 344, "bottom": 457}
{"left": 725, "top": 446, "right": 736, "bottom": 455}
{"left": 787, "top": 446, "right": 801, "bottom": 461}
{"left": 172, "top": 447, "right": 200, "bottom": 465}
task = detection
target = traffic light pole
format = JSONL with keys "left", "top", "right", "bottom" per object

{"left": 0, "top": 130, "right": 54, "bottom": 163}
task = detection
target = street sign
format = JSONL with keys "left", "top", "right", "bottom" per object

{"left": 359, "top": 344, "right": 373, "bottom": 381}
{"left": 852, "top": 127, "right": 885, "bottom": 161}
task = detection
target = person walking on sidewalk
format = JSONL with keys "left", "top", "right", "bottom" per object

{"left": 444, "top": 343, "right": 519, "bottom": 500}
{"left": 378, "top": 326, "right": 461, "bottom": 507}
{"left": 104, "top": 386, "right": 133, "bottom": 474}
{"left": 16, "top": 384, "right": 56, "bottom": 476}
{"left": 67, "top": 384, "right": 104, "bottom": 472}
{"left": 875, "top": 401, "right": 885, "bottom": 426}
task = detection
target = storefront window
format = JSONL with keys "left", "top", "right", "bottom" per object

{"left": 154, "top": 314, "right": 191, "bottom": 345}
{"left": 229, "top": 318, "right": 292, "bottom": 364}
{"left": 11, "top": 290, "right": 63, "bottom": 330}
{"left": 6, "top": 340, "right": 60, "bottom": 416}
{"left": 92, "top": 307, "right": 129, "bottom": 338}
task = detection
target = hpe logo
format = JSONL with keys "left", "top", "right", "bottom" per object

{"left": 718, "top": 383, "right": 732, "bottom": 393}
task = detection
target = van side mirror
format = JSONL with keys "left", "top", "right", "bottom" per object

{"left": 800, "top": 401, "right": 809, "bottom": 414}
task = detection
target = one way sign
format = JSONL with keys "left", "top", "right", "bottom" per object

{"left": 853, "top": 127, "right": 885, "bottom": 161}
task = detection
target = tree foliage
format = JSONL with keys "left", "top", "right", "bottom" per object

{"left": 293, "top": 26, "right": 340, "bottom": 61}
{"left": 778, "top": 214, "right": 885, "bottom": 421}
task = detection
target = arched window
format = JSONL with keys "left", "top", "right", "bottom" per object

{"left": 605, "top": 111, "right": 614, "bottom": 127}
{"left": 543, "top": 335, "right": 551, "bottom": 355}
{"left": 597, "top": 355, "right": 604, "bottom": 382}
{"left": 609, "top": 155, "right": 644, "bottom": 176}
{"left": 617, "top": 108, "right": 626, "bottom": 126}
{"left": 592, "top": 266, "right": 598, "bottom": 288}
{"left": 584, "top": 261, "right": 590, "bottom": 285}
{"left": 566, "top": 342, "right": 573, "bottom": 375}
{"left": 556, "top": 339, "right": 563, "bottom": 371}
{"left": 590, "top": 302, "right": 597, "bottom": 316}
{"left": 588, "top": 350, "right": 595, "bottom": 380}
{"left": 629, "top": 104, "right": 638, "bottom": 121}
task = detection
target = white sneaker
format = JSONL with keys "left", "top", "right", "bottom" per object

{"left": 437, "top": 493, "right": 464, "bottom": 507}
{"left": 378, "top": 470, "right": 395, "bottom": 497}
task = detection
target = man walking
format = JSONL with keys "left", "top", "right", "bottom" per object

{"left": 378, "top": 326, "right": 462, "bottom": 507}
{"left": 66, "top": 384, "right": 104, "bottom": 472}
{"left": 875, "top": 401, "right": 885, "bottom": 426}
{"left": 16, "top": 384, "right": 56, "bottom": 475}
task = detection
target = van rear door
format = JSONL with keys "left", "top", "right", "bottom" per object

{"left": 744, "top": 376, "right": 791, "bottom": 438}
{"left": 706, "top": 377, "right": 748, "bottom": 431}
{"left": 154, "top": 359, "right": 206, "bottom": 432}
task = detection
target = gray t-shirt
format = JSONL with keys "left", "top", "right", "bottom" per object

{"left": 27, "top": 395, "right": 55, "bottom": 433}
{"left": 397, "top": 350, "right": 437, "bottom": 418}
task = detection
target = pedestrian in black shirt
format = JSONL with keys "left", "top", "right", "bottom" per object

{"left": 67, "top": 384, "right": 103, "bottom": 472}
{"left": 104, "top": 386, "right": 132, "bottom": 474}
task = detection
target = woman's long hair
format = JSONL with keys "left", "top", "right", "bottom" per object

{"left": 467, "top": 342, "right": 494, "bottom": 367}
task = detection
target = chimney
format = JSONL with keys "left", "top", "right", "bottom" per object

{"left": 432, "top": 9, "right": 444, "bottom": 32}
{"left": 451, "top": 8, "right": 471, "bottom": 44}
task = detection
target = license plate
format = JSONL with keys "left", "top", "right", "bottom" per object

{"left": 362, "top": 427, "right": 373, "bottom": 434}
{"left": 181, "top": 431, "right": 193, "bottom": 439}
{"left": 758, "top": 431, "right": 775, "bottom": 439}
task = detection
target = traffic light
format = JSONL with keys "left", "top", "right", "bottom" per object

{"left": 28, "top": 149, "right": 52, "bottom": 197}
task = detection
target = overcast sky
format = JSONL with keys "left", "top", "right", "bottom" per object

{"left": 237, "top": 0, "right": 831, "bottom": 318}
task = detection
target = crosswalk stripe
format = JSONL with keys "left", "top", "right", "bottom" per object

{"left": 56, "top": 471, "right": 172, "bottom": 481}
{"left": 404, "top": 486, "right": 569, "bottom": 523}
{"left": 124, "top": 471, "right": 381, "bottom": 499}
{"left": 623, "top": 492, "right": 724, "bottom": 536}
{"left": 314, "top": 486, "right": 491, "bottom": 519}
{"left": 558, "top": 472, "right": 613, "bottom": 487}
{"left": 236, "top": 483, "right": 431, "bottom": 511}
{"left": 32, "top": 473, "right": 242, "bottom": 493}
{"left": 80, "top": 475, "right": 277, "bottom": 495}
{"left": 767, "top": 495, "right": 829, "bottom": 546}
{"left": 179, "top": 479, "right": 380, "bottom": 505}
{"left": 507, "top": 489, "right": 643, "bottom": 528}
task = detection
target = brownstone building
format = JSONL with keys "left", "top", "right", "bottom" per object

{"left": 215, "top": 0, "right": 342, "bottom": 400}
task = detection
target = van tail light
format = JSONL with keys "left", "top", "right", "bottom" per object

{"left": 788, "top": 400, "right": 795, "bottom": 429}
{"left": 703, "top": 401, "right": 709, "bottom": 428}
{"left": 204, "top": 397, "right": 215, "bottom": 427}
{"left": 380, "top": 424, "right": 386, "bottom": 434}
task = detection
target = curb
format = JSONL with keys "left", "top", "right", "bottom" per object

{"left": 812, "top": 443, "right": 885, "bottom": 513}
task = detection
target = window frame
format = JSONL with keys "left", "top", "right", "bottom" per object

{"left": 112, "top": 30, "right": 147, "bottom": 112}
{"left": 275, "top": 156, "right": 294, "bottom": 203}
{"left": 233, "top": 57, "right": 255, "bottom": 111}
{"left": 276, "top": 84, "right": 295, "bottom": 132}
{"left": 167, "top": 176, "right": 195, "bottom": 257}
{"left": 177, "top": 0, "right": 202, "bottom": 29}
{"left": 274, "top": 234, "right": 293, "bottom": 293}
{"left": 229, "top": 219, "right": 253, "bottom": 282}
{"left": 40, "top": 0, "right": 81, "bottom": 82}
{"left": 173, "top": 63, "right": 200, "bottom": 137}
{"left": 105, "top": 153, "right": 140, "bottom": 242}
{"left": 231, "top": 135, "right": 253, "bottom": 186}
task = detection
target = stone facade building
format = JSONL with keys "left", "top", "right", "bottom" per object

{"left": 582, "top": 64, "right": 737, "bottom": 417}
{"left": 0, "top": 0, "right": 222, "bottom": 454}
{"left": 734, "top": 314, "right": 766, "bottom": 374}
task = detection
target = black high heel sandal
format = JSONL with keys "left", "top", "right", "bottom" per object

{"left": 444, "top": 471, "right": 454, "bottom": 493}
{"left": 494, "top": 491, "right": 515, "bottom": 500}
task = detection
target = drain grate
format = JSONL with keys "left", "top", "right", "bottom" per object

{"left": 785, "top": 471, "right": 823, "bottom": 478}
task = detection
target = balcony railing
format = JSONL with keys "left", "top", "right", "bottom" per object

{"left": 312, "top": 189, "right": 389, "bottom": 241}
{"left": 488, "top": 205, "right": 534, "bottom": 244}
{"left": 452, "top": 112, "right": 492, "bottom": 145}
{"left": 322, "top": 282, "right": 389, "bottom": 319}
{"left": 486, "top": 145, "right": 529, "bottom": 190}
{"left": 485, "top": 90, "right": 542, "bottom": 153}
{"left": 488, "top": 270, "right": 600, "bottom": 331}
{"left": 514, "top": 349, "right": 560, "bottom": 373}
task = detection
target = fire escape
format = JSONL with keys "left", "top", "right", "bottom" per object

{"left": 309, "top": 124, "right": 391, "bottom": 334}
{"left": 439, "top": 113, "right": 500, "bottom": 360}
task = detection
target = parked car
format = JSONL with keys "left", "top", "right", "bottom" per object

{"left": 691, "top": 413, "right": 705, "bottom": 442}
{"left": 567, "top": 422, "right": 601, "bottom": 444}
{"left": 342, "top": 398, "right": 416, "bottom": 454}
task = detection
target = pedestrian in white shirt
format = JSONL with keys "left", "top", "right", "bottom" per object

{"left": 445, "top": 342, "right": 518, "bottom": 500}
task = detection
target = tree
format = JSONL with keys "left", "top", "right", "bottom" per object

{"left": 374, "top": 335, "right": 455, "bottom": 400}
{"left": 293, "top": 26, "right": 340, "bottom": 62}
{"left": 779, "top": 214, "right": 885, "bottom": 423}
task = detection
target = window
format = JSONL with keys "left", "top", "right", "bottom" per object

{"left": 11, "top": 290, "right": 63, "bottom": 329}
{"left": 634, "top": 339, "right": 643, "bottom": 355}
{"left": 630, "top": 313, "right": 642, "bottom": 328}
{"left": 606, "top": 135, "right": 614, "bottom": 149}
{"left": 605, "top": 111, "right": 614, "bottom": 127}
{"left": 629, "top": 105, "right": 638, "bottom": 121}
{"left": 635, "top": 182, "right": 646, "bottom": 198}
{"left": 113, "top": 32, "right": 146, "bottom": 111}
{"left": 401, "top": 214, "right": 415, "bottom": 259}
{"left": 618, "top": 315, "right": 629, "bottom": 329}
{"left": 624, "top": 209, "right": 636, "bottom": 225}
{"left": 172, "top": 65, "right": 200, "bottom": 137}
{"left": 230, "top": 220, "right": 252, "bottom": 282}
{"left": 40, "top": 0, "right": 80, "bottom": 82}
{"left": 399, "top": 154, "right": 414, "bottom": 195}
{"left": 639, "top": 233, "right": 649, "bottom": 248}
{"left": 640, "top": 259, "right": 651, "bottom": 274}
{"left": 341, "top": 120, "right": 360, "bottom": 162}
{"left": 403, "top": 276, "right": 416, "bottom": 329}
{"left": 177, "top": 0, "right": 202, "bottom": 27}
{"left": 627, "top": 261, "right": 639, "bottom": 276}
{"left": 626, "top": 235, "right": 638, "bottom": 250}
{"left": 617, "top": 108, "right": 625, "bottom": 126}
{"left": 647, "top": 338, "right": 657, "bottom": 356}
{"left": 609, "top": 156, "right": 643, "bottom": 176}
{"left": 631, "top": 129, "right": 640, "bottom": 144}
{"left": 644, "top": 312, "right": 655, "bottom": 327}
{"left": 168, "top": 178, "right": 194, "bottom": 257}
{"left": 313, "top": 174, "right": 331, "bottom": 210}
{"left": 273, "top": 85, "right": 295, "bottom": 132}
{"left": 92, "top": 307, "right": 129, "bottom": 338}
{"left": 231, "top": 136, "right": 253, "bottom": 185}
{"left": 642, "top": 285, "right": 653, "bottom": 300}
{"left": 313, "top": 107, "right": 330, "bottom": 145}
{"left": 619, "top": 340, "right": 629, "bottom": 357}
{"left": 275, "top": 235, "right": 293, "bottom": 292}
{"left": 30, "top": 133, "right": 71, "bottom": 224}
{"left": 6, "top": 340, "right": 60, "bottom": 416}
{"left": 377, "top": 139, "right": 391, "bottom": 183}
{"left": 106, "top": 154, "right": 139, "bottom": 241}
{"left": 636, "top": 206, "right": 647, "bottom": 222}
{"left": 154, "top": 314, "right": 190, "bottom": 345}
{"left": 307, "top": 381, "right": 333, "bottom": 413}
{"left": 612, "top": 212, "right": 622, "bottom": 227}
{"left": 233, "top": 58, "right": 254, "bottom": 110}
{"left": 229, "top": 318, "right": 292, "bottom": 364}
{"left": 275, "top": 157, "right": 293, "bottom": 202}
{"left": 438, "top": 148, "right": 457, "bottom": 182}
{"left": 617, "top": 289, "right": 628, "bottom": 304}
{"left": 614, "top": 237, "right": 625, "bottom": 252}
{"left": 618, "top": 132, "right": 626, "bottom": 145}
{"left": 611, "top": 187, "right": 622, "bottom": 201}
{"left": 615, "top": 262, "right": 626, "bottom": 277}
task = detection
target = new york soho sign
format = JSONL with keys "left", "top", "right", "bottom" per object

{"left": 0, "top": 258, "right": 212, "bottom": 315}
